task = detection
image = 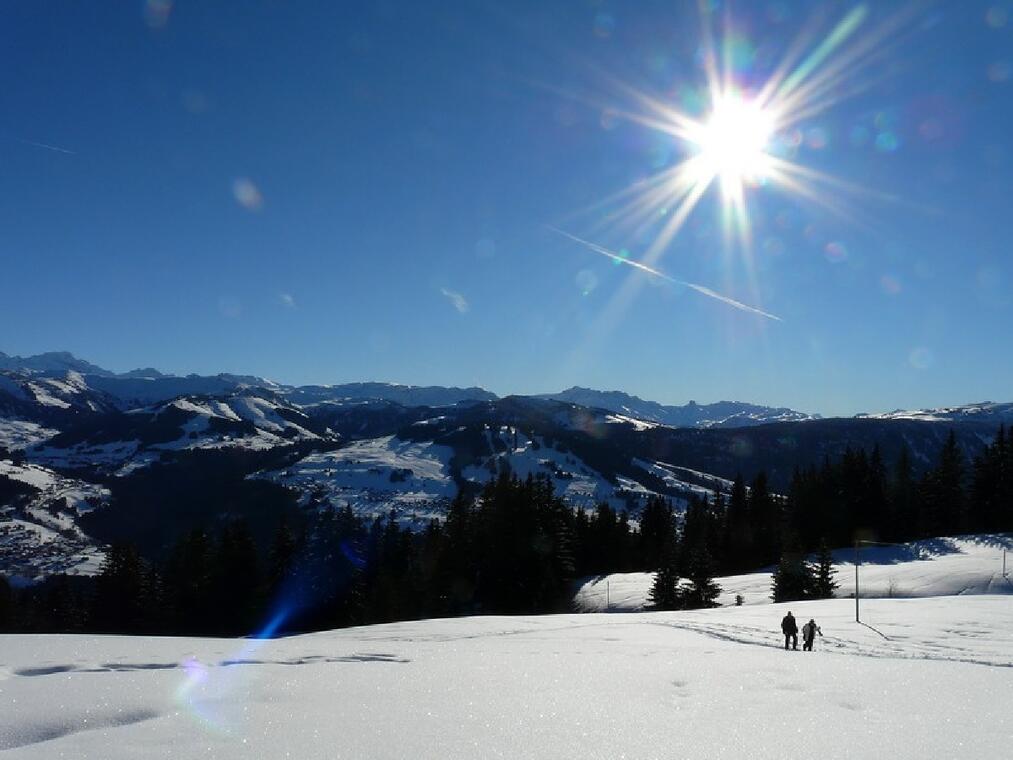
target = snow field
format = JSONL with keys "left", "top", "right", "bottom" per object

{"left": 1, "top": 595, "right": 1011, "bottom": 758}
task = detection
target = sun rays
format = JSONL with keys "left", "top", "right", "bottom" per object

{"left": 554, "top": 2, "right": 915, "bottom": 321}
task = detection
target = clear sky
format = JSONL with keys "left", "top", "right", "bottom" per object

{"left": 1, "top": 1, "right": 1011, "bottom": 416}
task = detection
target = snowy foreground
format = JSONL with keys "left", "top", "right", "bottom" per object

{"left": 2, "top": 595, "right": 1012, "bottom": 758}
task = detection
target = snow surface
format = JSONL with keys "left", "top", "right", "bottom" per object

{"left": 1, "top": 460, "right": 110, "bottom": 579}
{"left": 260, "top": 435, "right": 457, "bottom": 526}
{"left": 261, "top": 429, "right": 698, "bottom": 527}
{"left": 574, "top": 534, "right": 1013, "bottom": 612}
{"left": 1, "top": 595, "right": 1011, "bottom": 758}
{"left": 0, "top": 419, "right": 58, "bottom": 451}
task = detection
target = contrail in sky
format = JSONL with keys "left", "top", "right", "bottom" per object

{"left": 19, "top": 138, "right": 75, "bottom": 154}
{"left": 547, "top": 227, "right": 782, "bottom": 322}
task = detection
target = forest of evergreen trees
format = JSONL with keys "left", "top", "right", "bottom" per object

{"left": 1, "top": 426, "right": 1011, "bottom": 634}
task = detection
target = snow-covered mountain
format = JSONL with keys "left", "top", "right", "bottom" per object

{"left": 30, "top": 389, "right": 322, "bottom": 475}
{"left": 856, "top": 401, "right": 1013, "bottom": 426}
{"left": 0, "top": 350, "right": 112, "bottom": 376}
{"left": 542, "top": 386, "right": 819, "bottom": 428}
{"left": 0, "top": 370, "right": 121, "bottom": 431}
{"left": 3, "top": 350, "right": 1012, "bottom": 582}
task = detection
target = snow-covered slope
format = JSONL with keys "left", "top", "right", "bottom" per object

{"left": 0, "top": 370, "right": 120, "bottom": 423}
{"left": 259, "top": 425, "right": 720, "bottom": 526}
{"left": 0, "top": 460, "right": 109, "bottom": 580}
{"left": 574, "top": 534, "right": 1013, "bottom": 611}
{"left": 544, "top": 387, "right": 818, "bottom": 428}
{"left": 260, "top": 435, "right": 458, "bottom": 525}
{"left": 857, "top": 401, "right": 1013, "bottom": 425}
{"left": 1, "top": 595, "right": 1011, "bottom": 758}
{"left": 30, "top": 391, "right": 321, "bottom": 474}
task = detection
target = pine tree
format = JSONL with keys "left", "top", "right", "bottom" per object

{"left": 770, "top": 548, "right": 813, "bottom": 603}
{"left": 647, "top": 539, "right": 682, "bottom": 611}
{"left": 683, "top": 547, "right": 721, "bottom": 609}
{"left": 638, "top": 496, "right": 676, "bottom": 571}
{"left": 92, "top": 543, "right": 151, "bottom": 633}
{"left": 919, "top": 431, "right": 965, "bottom": 537}
{"left": 723, "top": 474, "right": 753, "bottom": 573}
{"left": 213, "top": 520, "right": 261, "bottom": 635}
{"left": 809, "top": 540, "right": 838, "bottom": 599}
{"left": 748, "top": 472, "right": 780, "bottom": 567}
{"left": 0, "top": 574, "right": 12, "bottom": 630}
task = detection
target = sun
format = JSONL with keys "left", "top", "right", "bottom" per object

{"left": 690, "top": 91, "right": 778, "bottom": 193}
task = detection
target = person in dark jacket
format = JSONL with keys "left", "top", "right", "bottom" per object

{"left": 802, "top": 618, "right": 823, "bottom": 651}
{"left": 781, "top": 611, "right": 798, "bottom": 650}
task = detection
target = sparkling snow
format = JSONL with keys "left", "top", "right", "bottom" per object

{"left": 1, "top": 595, "right": 1011, "bottom": 758}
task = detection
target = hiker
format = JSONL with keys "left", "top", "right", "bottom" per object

{"left": 802, "top": 618, "right": 823, "bottom": 651}
{"left": 781, "top": 610, "right": 798, "bottom": 650}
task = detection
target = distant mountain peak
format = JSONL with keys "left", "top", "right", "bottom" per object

{"left": 541, "top": 387, "right": 818, "bottom": 429}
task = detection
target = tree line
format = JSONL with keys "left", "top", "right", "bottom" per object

{"left": 1, "top": 425, "right": 1010, "bottom": 633}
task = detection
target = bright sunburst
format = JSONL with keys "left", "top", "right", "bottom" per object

{"left": 689, "top": 90, "right": 778, "bottom": 196}
{"left": 554, "top": 3, "right": 914, "bottom": 321}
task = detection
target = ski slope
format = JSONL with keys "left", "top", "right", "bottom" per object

{"left": 1, "top": 595, "right": 1011, "bottom": 758}
{"left": 574, "top": 534, "right": 1013, "bottom": 611}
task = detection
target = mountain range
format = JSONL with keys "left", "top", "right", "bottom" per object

{"left": 2, "top": 350, "right": 1011, "bottom": 582}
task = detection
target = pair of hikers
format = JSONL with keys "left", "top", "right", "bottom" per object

{"left": 780, "top": 611, "right": 822, "bottom": 651}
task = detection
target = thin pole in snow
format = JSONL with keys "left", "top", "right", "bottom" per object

{"left": 606, "top": 580, "right": 610, "bottom": 611}
{"left": 854, "top": 540, "right": 860, "bottom": 623}
{"left": 1004, "top": 549, "right": 1007, "bottom": 579}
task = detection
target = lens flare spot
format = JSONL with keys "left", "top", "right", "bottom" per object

{"left": 879, "top": 274, "right": 902, "bottom": 295}
{"left": 576, "top": 269, "right": 599, "bottom": 296}
{"left": 986, "top": 6, "right": 1008, "bottom": 28}
{"left": 232, "top": 178, "right": 263, "bottom": 211}
{"left": 144, "top": 0, "right": 172, "bottom": 29}
{"left": 824, "top": 241, "right": 848, "bottom": 263}
{"left": 875, "top": 132, "right": 900, "bottom": 152}
{"left": 805, "top": 127, "right": 829, "bottom": 150}
{"left": 908, "top": 347, "right": 934, "bottom": 370}
{"left": 987, "top": 60, "right": 1011, "bottom": 83}
{"left": 593, "top": 12, "right": 616, "bottom": 38}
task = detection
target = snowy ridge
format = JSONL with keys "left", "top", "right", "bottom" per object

{"left": 856, "top": 401, "right": 1013, "bottom": 425}
{"left": 31, "top": 391, "right": 320, "bottom": 474}
{"left": 543, "top": 387, "right": 819, "bottom": 428}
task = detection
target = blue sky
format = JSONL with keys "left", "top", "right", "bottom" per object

{"left": 1, "top": 0, "right": 1011, "bottom": 416}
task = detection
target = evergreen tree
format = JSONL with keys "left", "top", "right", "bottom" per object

{"left": 682, "top": 547, "right": 721, "bottom": 609}
{"left": 887, "top": 447, "right": 917, "bottom": 542}
{"left": 748, "top": 472, "right": 780, "bottom": 567}
{"left": 0, "top": 574, "right": 12, "bottom": 630}
{"left": 647, "top": 539, "right": 681, "bottom": 611}
{"left": 91, "top": 543, "right": 152, "bottom": 633}
{"left": 267, "top": 518, "right": 298, "bottom": 595}
{"left": 213, "top": 520, "right": 261, "bottom": 634}
{"left": 919, "top": 431, "right": 965, "bottom": 537}
{"left": 723, "top": 474, "right": 753, "bottom": 573}
{"left": 638, "top": 496, "right": 676, "bottom": 571}
{"left": 809, "top": 540, "right": 838, "bottom": 599}
{"left": 971, "top": 426, "right": 1006, "bottom": 532}
{"left": 770, "top": 548, "right": 814, "bottom": 603}
{"left": 165, "top": 529, "right": 215, "bottom": 633}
